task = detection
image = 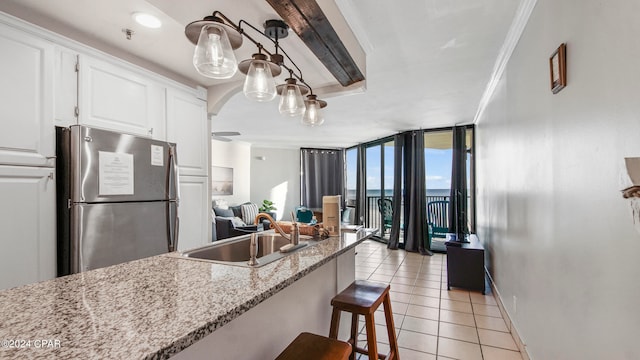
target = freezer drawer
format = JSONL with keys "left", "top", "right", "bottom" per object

{"left": 70, "top": 202, "right": 172, "bottom": 273}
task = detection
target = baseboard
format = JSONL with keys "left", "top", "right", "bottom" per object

{"left": 485, "top": 269, "right": 532, "bottom": 360}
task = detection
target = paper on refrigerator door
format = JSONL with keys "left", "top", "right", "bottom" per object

{"left": 98, "top": 151, "right": 134, "bottom": 195}
{"left": 150, "top": 145, "right": 164, "bottom": 166}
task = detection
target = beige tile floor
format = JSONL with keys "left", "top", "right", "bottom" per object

{"left": 353, "top": 240, "right": 522, "bottom": 360}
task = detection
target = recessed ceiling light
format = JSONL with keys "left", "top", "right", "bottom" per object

{"left": 132, "top": 12, "right": 161, "bottom": 29}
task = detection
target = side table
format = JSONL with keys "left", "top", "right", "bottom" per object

{"left": 445, "top": 234, "right": 486, "bottom": 294}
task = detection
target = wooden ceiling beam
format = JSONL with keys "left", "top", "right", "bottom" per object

{"left": 265, "top": 0, "right": 365, "bottom": 87}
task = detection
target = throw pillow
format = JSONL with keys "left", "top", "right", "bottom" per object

{"left": 231, "top": 205, "right": 243, "bottom": 218}
{"left": 230, "top": 217, "right": 246, "bottom": 227}
{"left": 241, "top": 203, "right": 259, "bottom": 225}
{"left": 213, "top": 207, "right": 234, "bottom": 217}
{"left": 213, "top": 199, "right": 229, "bottom": 209}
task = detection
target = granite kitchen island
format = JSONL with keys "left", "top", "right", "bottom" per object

{"left": 0, "top": 229, "right": 374, "bottom": 359}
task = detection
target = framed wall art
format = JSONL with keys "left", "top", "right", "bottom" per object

{"left": 549, "top": 43, "right": 567, "bottom": 94}
{"left": 211, "top": 166, "right": 233, "bottom": 195}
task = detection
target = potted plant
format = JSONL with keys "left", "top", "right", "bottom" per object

{"left": 258, "top": 199, "right": 277, "bottom": 213}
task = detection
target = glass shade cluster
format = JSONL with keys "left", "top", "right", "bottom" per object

{"left": 186, "top": 16, "right": 325, "bottom": 126}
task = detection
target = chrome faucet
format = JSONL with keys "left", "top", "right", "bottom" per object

{"left": 248, "top": 233, "right": 259, "bottom": 266}
{"left": 248, "top": 212, "right": 304, "bottom": 265}
{"left": 254, "top": 212, "right": 299, "bottom": 245}
{"left": 289, "top": 215, "right": 300, "bottom": 246}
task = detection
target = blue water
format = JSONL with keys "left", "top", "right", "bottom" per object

{"left": 347, "top": 189, "right": 451, "bottom": 197}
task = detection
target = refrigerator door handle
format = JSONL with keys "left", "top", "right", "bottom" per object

{"left": 169, "top": 145, "right": 180, "bottom": 205}
{"left": 168, "top": 202, "right": 179, "bottom": 252}
{"left": 168, "top": 145, "right": 180, "bottom": 252}
{"left": 171, "top": 215, "right": 179, "bottom": 252}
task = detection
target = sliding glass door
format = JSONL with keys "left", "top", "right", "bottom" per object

{"left": 424, "top": 130, "right": 453, "bottom": 251}
{"left": 424, "top": 127, "right": 474, "bottom": 251}
{"left": 345, "top": 147, "right": 358, "bottom": 224}
{"left": 365, "top": 145, "right": 382, "bottom": 237}
{"left": 364, "top": 138, "right": 397, "bottom": 242}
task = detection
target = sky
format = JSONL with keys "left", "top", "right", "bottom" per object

{"left": 345, "top": 144, "right": 453, "bottom": 191}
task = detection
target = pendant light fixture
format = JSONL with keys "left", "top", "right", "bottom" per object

{"left": 277, "top": 74, "right": 308, "bottom": 117}
{"left": 302, "top": 94, "right": 326, "bottom": 127}
{"left": 238, "top": 52, "right": 281, "bottom": 102}
{"left": 186, "top": 16, "right": 243, "bottom": 79}
{"left": 185, "top": 12, "right": 328, "bottom": 125}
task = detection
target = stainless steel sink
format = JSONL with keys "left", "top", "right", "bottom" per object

{"left": 179, "top": 233, "right": 309, "bottom": 267}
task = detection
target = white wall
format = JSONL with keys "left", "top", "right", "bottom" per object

{"left": 475, "top": 1, "right": 640, "bottom": 359}
{"left": 211, "top": 139, "right": 251, "bottom": 206}
{"left": 250, "top": 147, "right": 301, "bottom": 220}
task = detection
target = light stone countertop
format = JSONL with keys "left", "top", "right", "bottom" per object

{"left": 0, "top": 229, "right": 374, "bottom": 359}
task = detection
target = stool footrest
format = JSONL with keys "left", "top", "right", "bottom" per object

{"left": 353, "top": 346, "right": 387, "bottom": 359}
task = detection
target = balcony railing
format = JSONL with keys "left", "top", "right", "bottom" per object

{"left": 362, "top": 195, "right": 451, "bottom": 238}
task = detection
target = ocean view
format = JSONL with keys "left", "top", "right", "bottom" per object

{"left": 347, "top": 189, "right": 452, "bottom": 198}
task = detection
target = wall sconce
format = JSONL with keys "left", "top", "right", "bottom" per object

{"left": 185, "top": 12, "right": 327, "bottom": 126}
{"left": 623, "top": 187, "right": 640, "bottom": 198}
{"left": 622, "top": 157, "right": 640, "bottom": 198}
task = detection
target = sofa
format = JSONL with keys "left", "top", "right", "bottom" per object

{"left": 212, "top": 202, "right": 277, "bottom": 241}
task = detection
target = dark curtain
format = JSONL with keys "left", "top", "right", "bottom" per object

{"left": 387, "top": 134, "right": 403, "bottom": 249}
{"left": 402, "top": 131, "right": 431, "bottom": 255}
{"left": 448, "top": 126, "right": 469, "bottom": 239}
{"left": 300, "top": 148, "right": 345, "bottom": 210}
{"left": 354, "top": 145, "right": 367, "bottom": 225}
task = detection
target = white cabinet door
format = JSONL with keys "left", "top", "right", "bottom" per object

{"left": 0, "top": 166, "right": 56, "bottom": 291}
{"left": 166, "top": 88, "right": 209, "bottom": 176}
{"left": 0, "top": 23, "right": 54, "bottom": 167}
{"left": 177, "top": 175, "right": 210, "bottom": 252}
{"left": 79, "top": 55, "right": 165, "bottom": 139}
{"left": 54, "top": 46, "right": 78, "bottom": 127}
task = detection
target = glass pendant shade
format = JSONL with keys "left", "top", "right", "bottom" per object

{"left": 301, "top": 96, "right": 324, "bottom": 126}
{"left": 278, "top": 79, "right": 305, "bottom": 116}
{"left": 193, "top": 24, "right": 237, "bottom": 79}
{"left": 243, "top": 58, "right": 277, "bottom": 102}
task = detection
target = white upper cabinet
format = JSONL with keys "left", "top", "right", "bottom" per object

{"left": 53, "top": 46, "right": 79, "bottom": 128}
{"left": 166, "top": 87, "right": 209, "bottom": 176}
{"left": 78, "top": 55, "right": 165, "bottom": 139}
{"left": 0, "top": 166, "right": 56, "bottom": 290}
{"left": 0, "top": 22, "right": 54, "bottom": 167}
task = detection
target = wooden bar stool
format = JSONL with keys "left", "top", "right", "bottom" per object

{"left": 275, "top": 332, "right": 351, "bottom": 360}
{"left": 329, "top": 280, "right": 399, "bottom": 360}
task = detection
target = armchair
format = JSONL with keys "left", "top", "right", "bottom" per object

{"left": 377, "top": 198, "right": 393, "bottom": 235}
{"left": 427, "top": 200, "right": 449, "bottom": 238}
{"left": 212, "top": 206, "right": 259, "bottom": 241}
{"left": 215, "top": 217, "right": 259, "bottom": 240}
{"left": 212, "top": 202, "right": 277, "bottom": 241}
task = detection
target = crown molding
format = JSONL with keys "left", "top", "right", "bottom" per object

{"left": 473, "top": 0, "right": 538, "bottom": 124}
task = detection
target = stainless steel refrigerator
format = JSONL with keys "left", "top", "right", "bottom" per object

{"left": 56, "top": 125, "right": 179, "bottom": 276}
